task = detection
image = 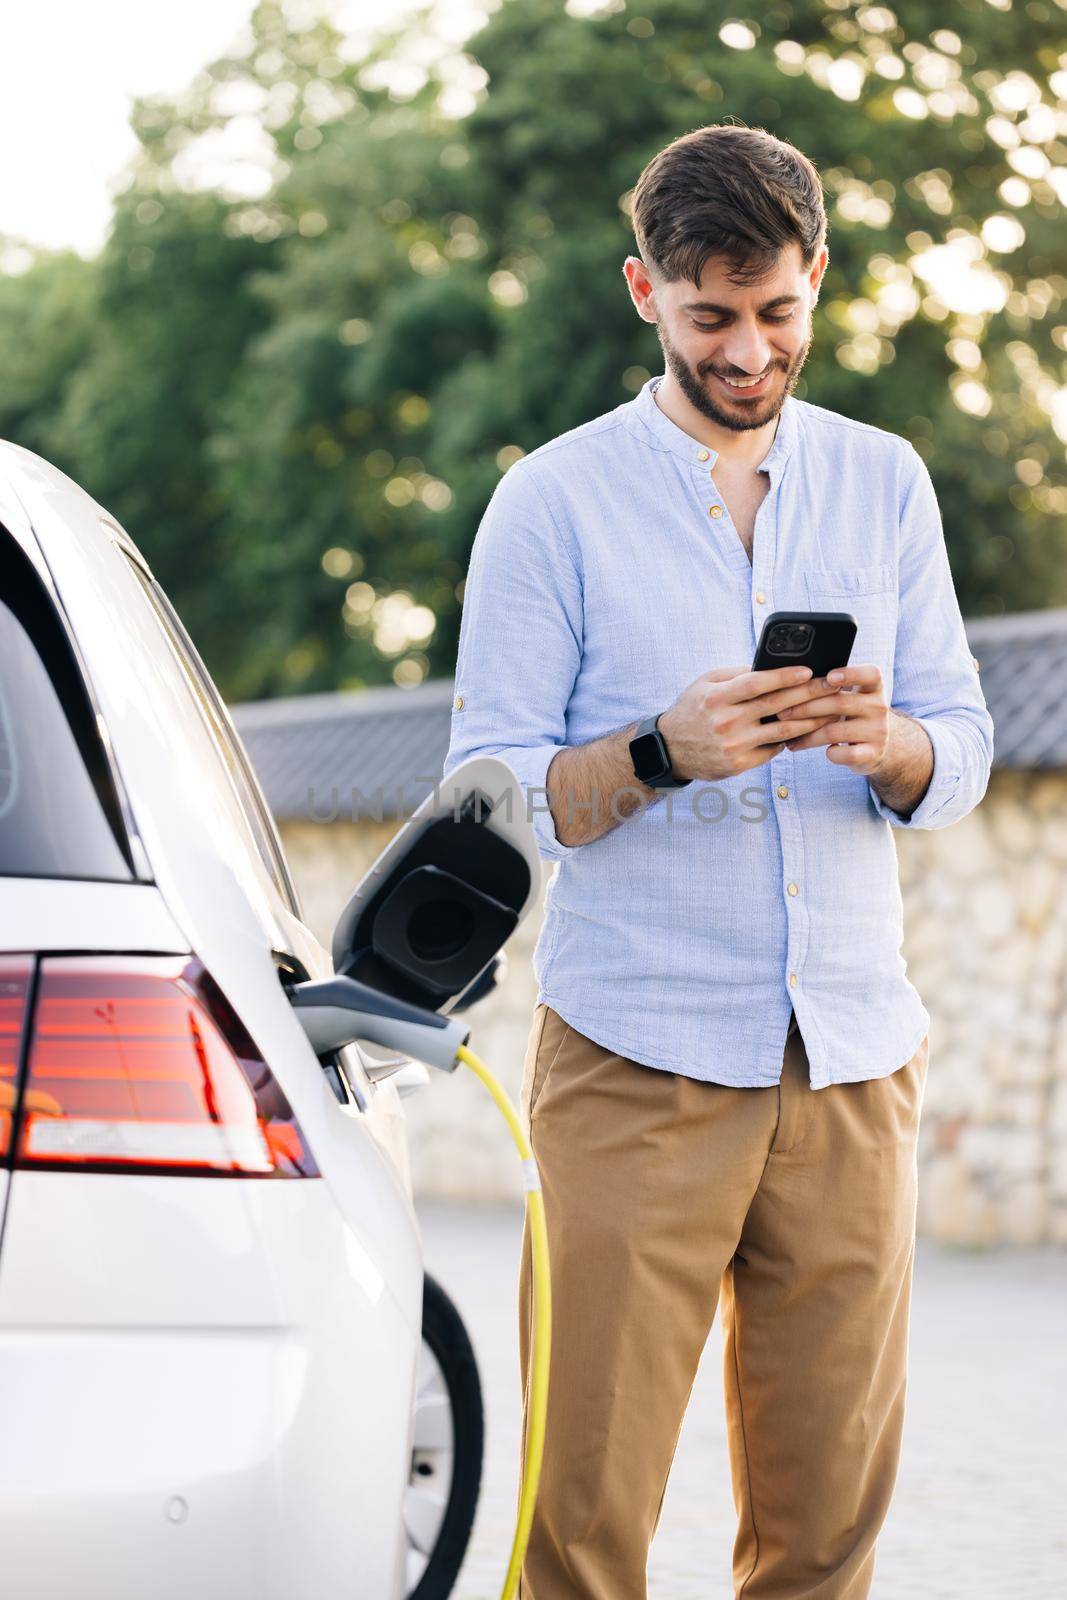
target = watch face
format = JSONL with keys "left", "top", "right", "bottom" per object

{"left": 630, "top": 730, "right": 668, "bottom": 783}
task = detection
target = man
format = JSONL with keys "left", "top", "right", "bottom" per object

{"left": 442, "top": 124, "right": 993, "bottom": 1599}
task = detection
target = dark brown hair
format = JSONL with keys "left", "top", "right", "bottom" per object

{"left": 630, "top": 123, "right": 827, "bottom": 289}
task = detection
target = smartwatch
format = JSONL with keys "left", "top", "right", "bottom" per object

{"left": 629, "top": 713, "right": 692, "bottom": 790}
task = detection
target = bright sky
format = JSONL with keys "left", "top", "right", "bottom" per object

{"left": 0, "top": 0, "right": 468, "bottom": 258}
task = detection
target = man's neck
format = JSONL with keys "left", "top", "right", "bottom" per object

{"left": 653, "top": 375, "right": 780, "bottom": 470}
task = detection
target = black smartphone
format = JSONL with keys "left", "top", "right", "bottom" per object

{"left": 751, "top": 611, "right": 857, "bottom": 724}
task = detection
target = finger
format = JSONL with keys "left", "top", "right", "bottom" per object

{"left": 727, "top": 665, "right": 815, "bottom": 705}
{"left": 783, "top": 728, "right": 830, "bottom": 751}
{"left": 752, "top": 680, "right": 840, "bottom": 720}
{"left": 783, "top": 714, "right": 865, "bottom": 750}
{"left": 826, "top": 741, "right": 881, "bottom": 764}
{"left": 777, "top": 715, "right": 840, "bottom": 739}
{"left": 789, "top": 689, "right": 866, "bottom": 718}
{"left": 737, "top": 746, "right": 788, "bottom": 773}
{"left": 825, "top": 664, "right": 881, "bottom": 690}
{"left": 753, "top": 712, "right": 836, "bottom": 746}
{"left": 800, "top": 713, "right": 884, "bottom": 747}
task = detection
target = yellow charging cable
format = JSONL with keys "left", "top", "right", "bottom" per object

{"left": 455, "top": 1042, "right": 552, "bottom": 1600}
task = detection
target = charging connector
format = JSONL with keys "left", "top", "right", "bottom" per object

{"left": 289, "top": 974, "right": 470, "bottom": 1072}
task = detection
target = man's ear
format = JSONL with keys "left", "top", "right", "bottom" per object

{"left": 810, "top": 244, "right": 829, "bottom": 299}
{"left": 624, "top": 256, "right": 658, "bottom": 320}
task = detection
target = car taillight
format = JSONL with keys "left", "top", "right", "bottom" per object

{"left": 0, "top": 956, "right": 33, "bottom": 1160}
{"left": 14, "top": 955, "right": 318, "bottom": 1177}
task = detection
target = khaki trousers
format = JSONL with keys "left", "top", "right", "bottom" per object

{"left": 517, "top": 1003, "right": 929, "bottom": 1600}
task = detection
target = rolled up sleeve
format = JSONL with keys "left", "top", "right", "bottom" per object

{"left": 441, "top": 461, "right": 583, "bottom": 862}
{"left": 868, "top": 445, "right": 994, "bottom": 830}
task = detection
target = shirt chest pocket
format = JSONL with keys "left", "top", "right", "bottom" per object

{"left": 804, "top": 561, "right": 897, "bottom": 675}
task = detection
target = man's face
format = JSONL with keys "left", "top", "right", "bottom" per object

{"left": 628, "top": 241, "right": 826, "bottom": 435}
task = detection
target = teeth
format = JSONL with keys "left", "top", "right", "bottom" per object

{"left": 722, "top": 374, "right": 764, "bottom": 388}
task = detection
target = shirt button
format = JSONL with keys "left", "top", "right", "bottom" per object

{"left": 454, "top": 695, "right": 464, "bottom": 710}
{"left": 709, "top": 505, "right": 723, "bottom": 518}
{"left": 755, "top": 591, "right": 766, "bottom": 603}
{"left": 777, "top": 785, "right": 789, "bottom": 798}
{"left": 697, "top": 448, "right": 710, "bottom": 461}
{"left": 789, "top": 973, "right": 798, "bottom": 988}
{"left": 787, "top": 882, "right": 799, "bottom": 895}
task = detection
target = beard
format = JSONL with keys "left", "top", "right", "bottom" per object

{"left": 656, "top": 318, "right": 813, "bottom": 434}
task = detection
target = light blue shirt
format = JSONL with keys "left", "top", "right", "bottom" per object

{"left": 442, "top": 373, "right": 994, "bottom": 1089}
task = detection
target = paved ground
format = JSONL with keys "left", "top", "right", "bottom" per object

{"left": 417, "top": 1199, "right": 1067, "bottom": 1600}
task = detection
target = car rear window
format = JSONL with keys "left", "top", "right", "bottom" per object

{"left": 0, "top": 531, "right": 132, "bottom": 881}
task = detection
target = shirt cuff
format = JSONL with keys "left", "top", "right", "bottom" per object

{"left": 867, "top": 715, "right": 962, "bottom": 828}
{"left": 494, "top": 743, "right": 578, "bottom": 862}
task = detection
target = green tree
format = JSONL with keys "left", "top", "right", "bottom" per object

{"left": 2, "top": 0, "right": 1064, "bottom": 700}
{"left": 51, "top": 192, "right": 275, "bottom": 687}
{"left": 0, "top": 245, "right": 98, "bottom": 460}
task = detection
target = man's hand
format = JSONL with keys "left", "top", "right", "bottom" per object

{"left": 658, "top": 663, "right": 841, "bottom": 782}
{"left": 780, "top": 663, "right": 891, "bottom": 774}
{"left": 782, "top": 663, "right": 935, "bottom": 818}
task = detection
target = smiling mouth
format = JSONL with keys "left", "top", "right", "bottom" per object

{"left": 712, "top": 368, "right": 776, "bottom": 395}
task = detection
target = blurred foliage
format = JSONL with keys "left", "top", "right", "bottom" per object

{"left": 1, "top": 0, "right": 1066, "bottom": 701}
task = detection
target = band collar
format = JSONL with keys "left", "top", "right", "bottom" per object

{"left": 629, "top": 372, "right": 799, "bottom": 477}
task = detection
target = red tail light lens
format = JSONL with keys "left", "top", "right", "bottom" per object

{"left": 0, "top": 957, "right": 32, "bottom": 1159}
{"left": 15, "top": 955, "right": 318, "bottom": 1177}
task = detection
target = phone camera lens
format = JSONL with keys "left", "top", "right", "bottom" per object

{"left": 767, "top": 622, "right": 813, "bottom": 657}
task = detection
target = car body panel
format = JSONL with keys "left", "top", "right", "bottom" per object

{"left": 0, "top": 878, "right": 189, "bottom": 955}
{"left": 0, "top": 441, "right": 429, "bottom": 1598}
{"left": 0, "top": 1179, "right": 414, "bottom": 1599}
{"left": 0, "top": 441, "right": 422, "bottom": 1324}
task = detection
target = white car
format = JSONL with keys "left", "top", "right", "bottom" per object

{"left": 0, "top": 441, "right": 512, "bottom": 1599}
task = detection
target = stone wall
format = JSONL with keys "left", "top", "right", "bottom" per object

{"left": 896, "top": 770, "right": 1067, "bottom": 1247}
{"left": 279, "top": 765, "right": 1067, "bottom": 1246}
